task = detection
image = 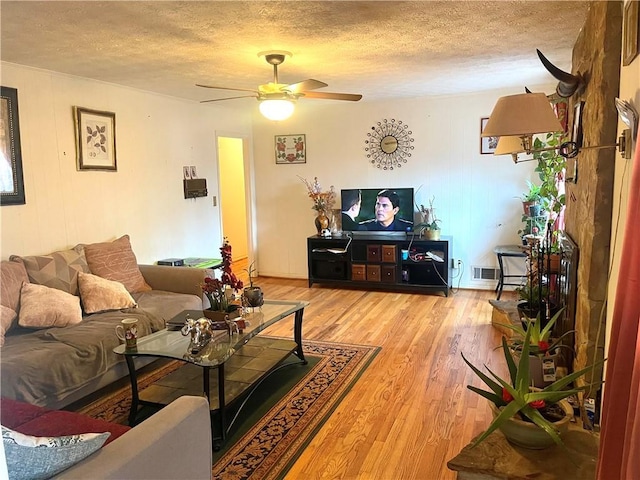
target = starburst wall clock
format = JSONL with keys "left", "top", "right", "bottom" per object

{"left": 364, "top": 118, "right": 414, "bottom": 170}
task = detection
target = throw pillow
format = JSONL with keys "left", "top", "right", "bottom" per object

{"left": 1, "top": 304, "right": 17, "bottom": 347}
{"left": 18, "top": 282, "right": 83, "bottom": 329}
{"left": 81, "top": 235, "right": 152, "bottom": 293}
{"left": 2, "top": 425, "right": 109, "bottom": 480}
{"left": 78, "top": 272, "right": 137, "bottom": 314}
{"left": 1, "top": 260, "right": 29, "bottom": 311}
{"left": 9, "top": 249, "right": 90, "bottom": 296}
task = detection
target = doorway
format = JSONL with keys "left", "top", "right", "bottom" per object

{"left": 217, "top": 135, "right": 252, "bottom": 263}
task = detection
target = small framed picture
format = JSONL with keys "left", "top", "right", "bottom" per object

{"left": 183, "top": 166, "right": 191, "bottom": 179}
{"left": 623, "top": 0, "right": 639, "bottom": 66}
{"left": 566, "top": 101, "right": 585, "bottom": 184}
{"left": 480, "top": 117, "right": 498, "bottom": 154}
{"left": 74, "top": 107, "right": 117, "bottom": 171}
{"left": 275, "top": 134, "right": 306, "bottom": 164}
{"left": 190, "top": 166, "right": 198, "bottom": 178}
{"left": 571, "top": 101, "right": 584, "bottom": 149}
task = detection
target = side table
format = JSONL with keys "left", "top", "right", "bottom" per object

{"left": 493, "top": 245, "right": 527, "bottom": 300}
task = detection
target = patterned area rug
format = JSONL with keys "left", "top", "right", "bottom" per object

{"left": 75, "top": 338, "right": 380, "bottom": 480}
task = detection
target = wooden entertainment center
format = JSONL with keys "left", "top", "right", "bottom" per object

{"left": 307, "top": 234, "right": 452, "bottom": 296}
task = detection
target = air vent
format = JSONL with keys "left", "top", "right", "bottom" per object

{"left": 472, "top": 266, "right": 500, "bottom": 281}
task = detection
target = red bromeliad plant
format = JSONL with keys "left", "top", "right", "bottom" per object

{"left": 461, "top": 327, "right": 605, "bottom": 447}
{"left": 201, "top": 238, "right": 243, "bottom": 312}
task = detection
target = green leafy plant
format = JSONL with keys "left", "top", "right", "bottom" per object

{"left": 521, "top": 180, "right": 543, "bottom": 204}
{"left": 244, "top": 262, "right": 257, "bottom": 288}
{"left": 533, "top": 132, "right": 566, "bottom": 219}
{"left": 498, "top": 308, "right": 574, "bottom": 356}
{"left": 515, "top": 280, "right": 548, "bottom": 309}
{"left": 461, "top": 327, "right": 605, "bottom": 447}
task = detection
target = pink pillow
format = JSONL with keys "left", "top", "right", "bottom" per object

{"left": 18, "top": 283, "right": 82, "bottom": 329}
{"left": 81, "top": 235, "right": 151, "bottom": 294}
{"left": 78, "top": 272, "right": 137, "bottom": 314}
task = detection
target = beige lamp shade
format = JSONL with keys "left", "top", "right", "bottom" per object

{"left": 481, "top": 93, "right": 563, "bottom": 137}
{"left": 494, "top": 136, "right": 526, "bottom": 155}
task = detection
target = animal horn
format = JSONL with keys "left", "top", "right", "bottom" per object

{"left": 536, "top": 49, "right": 583, "bottom": 98}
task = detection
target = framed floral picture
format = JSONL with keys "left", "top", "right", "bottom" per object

{"left": 74, "top": 106, "right": 117, "bottom": 171}
{"left": 275, "top": 134, "right": 306, "bottom": 164}
{"left": 1, "top": 86, "right": 25, "bottom": 206}
{"left": 480, "top": 117, "right": 499, "bottom": 154}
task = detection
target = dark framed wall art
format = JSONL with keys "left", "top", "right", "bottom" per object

{"left": 73, "top": 106, "right": 117, "bottom": 171}
{"left": 0, "top": 86, "right": 25, "bottom": 206}
{"left": 623, "top": 0, "right": 639, "bottom": 66}
{"left": 480, "top": 117, "right": 498, "bottom": 154}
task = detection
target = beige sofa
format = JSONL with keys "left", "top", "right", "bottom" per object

{"left": 0, "top": 235, "right": 210, "bottom": 409}
{"left": 54, "top": 395, "right": 212, "bottom": 479}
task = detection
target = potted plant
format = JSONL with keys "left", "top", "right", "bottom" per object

{"left": 243, "top": 262, "right": 264, "bottom": 308}
{"left": 498, "top": 309, "right": 574, "bottom": 387}
{"left": 515, "top": 280, "right": 548, "bottom": 320}
{"left": 520, "top": 181, "right": 542, "bottom": 215}
{"left": 201, "top": 238, "right": 244, "bottom": 321}
{"left": 461, "top": 327, "right": 604, "bottom": 449}
{"left": 414, "top": 196, "right": 441, "bottom": 240}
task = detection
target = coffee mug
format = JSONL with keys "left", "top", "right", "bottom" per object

{"left": 116, "top": 318, "right": 138, "bottom": 349}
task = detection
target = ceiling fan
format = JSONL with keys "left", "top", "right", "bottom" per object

{"left": 196, "top": 51, "right": 362, "bottom": 120}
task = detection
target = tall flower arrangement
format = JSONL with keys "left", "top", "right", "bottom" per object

{"left": 298, "top": 176, "right": 336, "bottom": 213}
{"left": 201, "top": 238, "right": 244, "bottom": 312}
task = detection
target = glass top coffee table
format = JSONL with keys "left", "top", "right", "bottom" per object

{"left": 114, "top": 299, "right": 309, "bottom": 449}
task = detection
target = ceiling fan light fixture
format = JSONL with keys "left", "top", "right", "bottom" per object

{"left": 259, "top": 99, "right": 295, "bottom": 121}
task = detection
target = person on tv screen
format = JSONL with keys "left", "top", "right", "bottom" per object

{"left": 361, "top": 189, "right": 413, "bottom": 231}
{"left": 341, "top": 189, "right": 363, "bottom": 231}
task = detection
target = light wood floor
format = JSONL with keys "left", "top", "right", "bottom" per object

{"left": 241, "top": 274, "right": 512, "bottom": 480}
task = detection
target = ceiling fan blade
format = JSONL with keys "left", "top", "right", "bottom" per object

{"left": 200, "top": 95, "right": 258, "bottom": 103}
{"left": 301, "top": 91, "right": 363, "bottom": 101}
{"left": 196, "top": 84, "right": 259, "bottom": 94}
{"left": 285, "top": 79, "right": 328, "bottom": 94}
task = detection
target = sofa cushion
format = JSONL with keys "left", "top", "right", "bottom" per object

{"left": 78, "top": 272, "right": 137, "bottom": 314}
{"left": 18, "top": 283, "right": 83, "bottom": 329}
{"left": 9, "top": 249, "right": 89, "bottom": 296}
{"left": 81, "top": 235, "right": 152, "bottom": 294}
{"left": 1, "top": 309, "right": 165, "bottom": 407}
{"left": 1, "top": 305, "right": 18, "bottom": 346}
{"left": 0, "top": 398, "right": 130, "bottom": 446}
{"left": 2, "top": 425, "right": 109, "bottom": 480}
{"left": 1, "top": 259, "right": 29, "bottom": 313}
{"left": 133, "top": 290, "right": 204, "bottom": 322}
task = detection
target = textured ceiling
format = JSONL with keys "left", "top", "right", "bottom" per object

{"left": 0, "top": 1, "right": 590, "bottom": 103}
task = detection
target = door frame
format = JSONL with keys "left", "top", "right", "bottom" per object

{"left": 215, "top": 131, "right": 256, "bottom": 269}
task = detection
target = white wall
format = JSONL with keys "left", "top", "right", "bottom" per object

{"left": 606, "top": 6, "right": 640, "bottom": 353}
{"left": 250, "top": 83, "right": 557, "bottom": 288}
{"left": 0, "top": 63, "right": 253, "bottom": 263}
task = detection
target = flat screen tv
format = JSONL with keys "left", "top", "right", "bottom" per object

{"left": 340, "top": 188, "right": 414, "bottom": 232}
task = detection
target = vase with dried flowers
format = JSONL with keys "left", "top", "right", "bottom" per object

{"left": 298, "top": 176, "right": 336, "bottom": 234}
{"left": 201, "top": 238, "right": 243, "bottom": 321}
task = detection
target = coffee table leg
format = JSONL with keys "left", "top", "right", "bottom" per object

{"left": 125, "top": 356, "right": 139, "bottom": 426}
{"left": 209, "top": 364, "right": 226, "bottom": 451}
{"left": 218, "top": 364, "right": 226, "bottom": 442}
{"left": 294, "top": 309, "right": 307, "bottom": 364}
